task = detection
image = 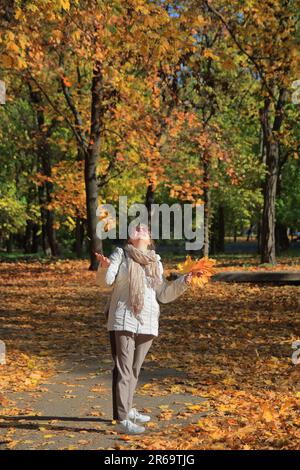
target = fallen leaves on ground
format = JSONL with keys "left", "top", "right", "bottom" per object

{"left": 0, "top": 258, "right": 300, "bottom": 449}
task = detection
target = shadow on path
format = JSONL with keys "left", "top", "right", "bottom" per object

{"left": 0, "top": 360, "right": 207, "bottom": 449}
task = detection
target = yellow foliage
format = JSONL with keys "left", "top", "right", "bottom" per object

{"left": 177, "top": 255, "right": 217, "bottom": 288}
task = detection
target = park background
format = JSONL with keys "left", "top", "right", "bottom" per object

{"left": 0, "top": 0, "right": 300, "bottom": 450}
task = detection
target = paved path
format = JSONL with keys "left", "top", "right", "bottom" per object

{"left": 0, "top": 358, "right": 208, "bottom": 450}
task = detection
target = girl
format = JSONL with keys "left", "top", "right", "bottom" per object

{"left": 95, "top": 223, "right": 196, "bottom": 435}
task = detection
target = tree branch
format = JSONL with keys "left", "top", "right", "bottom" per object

{"left": 26, "top": 72, "right": 84, "bottom": 147}
{"left": 59, "top": 53, "right": 88, "bottom": 149}
{"left": 203, "top": 0, "right": 276, "bottom": 100}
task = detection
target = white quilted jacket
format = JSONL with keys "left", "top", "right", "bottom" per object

{"left": 96, "top": 247, "right": 189, "bottom": 336}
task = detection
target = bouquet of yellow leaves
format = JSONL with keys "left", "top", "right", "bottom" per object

{"left": 177, "top": 255, "right": 217, "bottom": 288}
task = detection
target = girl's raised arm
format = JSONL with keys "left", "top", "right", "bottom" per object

{"left": 95, "top": 251, "right": 110, "bottom": 287}
{"left": 104, "top": 247, "right": 123, "bottom": 286}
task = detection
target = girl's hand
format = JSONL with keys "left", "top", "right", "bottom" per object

{"left": 95, "top": 252, "right": 111, "bottom": 268}
{"left": 184, "top": 270, "right": 204, "bottom": 285}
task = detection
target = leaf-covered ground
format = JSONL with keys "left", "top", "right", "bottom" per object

{"left": 0, "top": 258, "right": 299, "bottom": 449}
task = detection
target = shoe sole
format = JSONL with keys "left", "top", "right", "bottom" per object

{"left": 115, "top": 426, "right": 145, "bottom": 435}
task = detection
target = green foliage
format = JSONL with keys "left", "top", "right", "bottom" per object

{"left": 276, "top": 159, "right": 300, "bottom": 230}
{"left": 0, "top": 186, "right": 27, "bottom": 240}
{"left": 0, "top": 0, "right": 299, "bottom": 256}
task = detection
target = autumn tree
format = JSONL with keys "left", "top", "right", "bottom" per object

{"left": 1, "top": 0, "right": 196, "bottom": 267}
{"left": 201, "top": 0, "right": 300, "bottom": 263}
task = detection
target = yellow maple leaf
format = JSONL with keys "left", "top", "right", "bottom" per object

{"left": 177, "top": 256, "right": 217, "bottom": 288}
{"left": 177, "top": 255, "right": 194, "bottom": 273}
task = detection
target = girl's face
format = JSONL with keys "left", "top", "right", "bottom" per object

{"left": 129, "top": 225, "right": 151, "bottom": 250}
{"left": 130, "top": 236, "right": 150, "bottom": 250}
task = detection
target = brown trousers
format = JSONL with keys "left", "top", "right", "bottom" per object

{"left": 109, "top": 330, "right": 154, "bottom": 421}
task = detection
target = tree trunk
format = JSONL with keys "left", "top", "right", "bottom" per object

{"left": 42, "top": 150, "right": 59, "bottom": 257}
{"left": 145, "top": 183, "right": 155, "bottom": 227}
{"left": 260, "top": 139, "right": 278, "bottom": 264}
{"left": 256, "top": 217, "right": 261, "bottom": 254}
{"left": 75, "top": 147, "right": 85, "bottom": 258}
{"left": 6, "top": 234, "right": 13, "bottom": 253}
{"left": 274, "top": 149, "right": 290, "bottom": 254}
{"left": 217, "top": 204, "right": 225, "bottom": 252}
{"left": 23, "top": 183, "right": 39, "bottom": 253}
{"left": 31, "top": 223, "right": 39, "bottom": 253}
{"left": 37, "top": 183, "right": 48, "bottom": 254}
{"left": 233, "top": 225, "right": 237, "bottom": 243}
{"left": 24, "top": 220, "right": 32, "bottom": 254}
{"left": 260, "top": 89, "right": 286, "bottom": 264}
{"left": 29, "top": 87, "right": 59, "bottom": 256}
{"left": 210, "top": 212, "right": 217, "bottom": 255}
{"left": 85, "top": 61, "right": 103, "bottom": 270}
{"left": 75, "top": 215, "right": 85, "bottom": 258}
{"left": 202, "top": 156, "right": 210, "bottom": 257}
{"left": 275, "top": 222, "right": 290, "bottom": 252}
{"left": 210, "top": 204, "right": 225, "bottom": 254}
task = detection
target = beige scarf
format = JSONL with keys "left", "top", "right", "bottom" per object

{"left": 124, "top": 244, "right": 162, "bottom": 323}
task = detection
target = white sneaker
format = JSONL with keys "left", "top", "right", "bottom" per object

{"left": 116, "top": 419, "right": 145, "bottom": 435}
{"left": 128, "top": 407, "right": 151, "bottom": 424}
